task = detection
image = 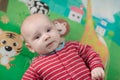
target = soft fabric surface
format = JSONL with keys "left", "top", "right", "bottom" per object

{"left": 0, "top": 0, "right": 120, "bottom": 80}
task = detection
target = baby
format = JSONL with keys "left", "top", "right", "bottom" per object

{"left": 21, "top": 13, "right": 104, "bottom": 80}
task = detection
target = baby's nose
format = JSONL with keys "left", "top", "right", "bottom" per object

{"left": 44, "top": 35, "right": 50, "bottom": 41}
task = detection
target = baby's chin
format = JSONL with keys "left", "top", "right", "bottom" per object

{"left": 46, "top": 47, "right": 56, "bottom": 53}
{"left": 39, "top": 43, "right": 60, "bottom": 54}
{"left": 46, "top": 43, "right": 59, "bottom": 52}
{"left": 38, "top": 47, "right": 56, "bottom": 54}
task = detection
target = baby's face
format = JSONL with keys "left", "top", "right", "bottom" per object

{"left": 23, "top": 15, "right": 61, "bottom": 54}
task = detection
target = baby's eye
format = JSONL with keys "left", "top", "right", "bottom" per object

{"left": 47, "top": 28, "right": 51, "bottom": 32}
{"left": 34, "top": 34, "right": 41, "bottom": 39}
{"left": 35, "top": 36, "right": 40, "bottom": 39}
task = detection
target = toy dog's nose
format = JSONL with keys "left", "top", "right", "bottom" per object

{"left": 5, "top": 46, "right": 12, "bottom": 51}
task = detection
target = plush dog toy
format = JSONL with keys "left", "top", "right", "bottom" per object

{"left": 0, "top": 29, "right": 23, "bottom": 69}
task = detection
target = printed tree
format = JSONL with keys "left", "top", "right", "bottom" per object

{"left": 80, "top": 0, "right": 109, "bottom": 67}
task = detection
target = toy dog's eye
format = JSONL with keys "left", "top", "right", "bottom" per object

{"left": 1, "top": 40, "right": 6, "bottom": 44}
{"left": 13, "top": 42, "right": 18, "bottom": 46}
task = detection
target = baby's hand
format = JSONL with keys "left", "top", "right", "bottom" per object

{"left": 91, "top": 67, "right": 104, "bottom": 80}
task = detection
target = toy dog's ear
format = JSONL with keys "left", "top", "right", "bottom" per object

{"left": 53, "top": 19, "right": 70, "bottom": 36}
{"left": 0, "top": 29, "right": 3, "bottom": 34}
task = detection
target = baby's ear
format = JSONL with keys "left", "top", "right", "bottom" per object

{"left": 20, "top": 34, "right": 24, "bottom": 41}
{"left": 0, "top": 29, "right": 3, "bottom": 34}
{"left": 25, "top": 42, "right": 35, "bottom": 53}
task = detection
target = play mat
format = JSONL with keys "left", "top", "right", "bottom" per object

{"left": 0, "top": 0, "right": 120, "bottom": 80}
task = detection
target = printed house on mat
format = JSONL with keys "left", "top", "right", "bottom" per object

{"left": 68, "top": 5, "right": 84, "bottom": 23}
{"left": 95, "top": 19, "right": 109, "bottom": 36}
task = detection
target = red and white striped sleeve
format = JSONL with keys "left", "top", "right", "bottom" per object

{"left": 77, "top": 43, "right": 104, "bottom": 70}
{"left": 22, "top": 65, "right": 41, "bottom": 80}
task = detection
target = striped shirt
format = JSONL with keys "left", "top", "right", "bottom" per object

{"left": 22, "top": 41, "right": 103, "bottom": 80}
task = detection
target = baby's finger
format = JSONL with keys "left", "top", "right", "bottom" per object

{"left": 91, "top": 72, "right": 98, "bottom": 80}
{"left": 100, "top": 70, "right": 105, "bottom": 79}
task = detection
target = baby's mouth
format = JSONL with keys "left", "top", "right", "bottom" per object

{"left": 46, "top": 41, "right": 55, "bottom": 47}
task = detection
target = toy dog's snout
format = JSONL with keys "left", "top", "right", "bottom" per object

{"left": 5, "top": 46, "right": 12, "bottom": 51}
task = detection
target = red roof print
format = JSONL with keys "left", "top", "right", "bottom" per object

{"left": 70, "top": 5, "right": 84, "bottom": 14}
